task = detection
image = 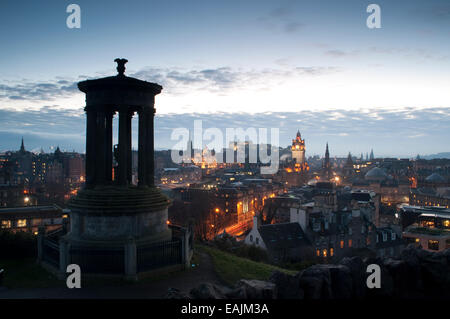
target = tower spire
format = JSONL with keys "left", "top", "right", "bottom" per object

{"left": 322, "top": 142, "right": 331, "bottom": 180}
{"left": 20, "top": 137, "right": 25, "bottom": 152}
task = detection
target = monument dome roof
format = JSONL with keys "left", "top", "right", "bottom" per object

{"left": 425, "top": 172, "right": 445, "bottom": 183}
{"left": 364, "top": 167, "right": 387, "bottom": 180}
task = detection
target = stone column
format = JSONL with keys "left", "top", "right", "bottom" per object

{"left": 138, "top": 108, "right": 147, "bottom": 187}
{"left": 85, "top": 108, "right": 97, "bottom": 187}
{"left": 127, "top": 111, "right": 133, "bottom": 184}
{"left": 118, "top": 108, "right": 129, "bottom": 186}
{"left": 145, "top": 107, "right": 155, "bottom": 186}
{"left": 105, "top": 111, "right": 114, "bottom": 183}
{"left": 95, "top": 109, "right": 106, "bottom": 185}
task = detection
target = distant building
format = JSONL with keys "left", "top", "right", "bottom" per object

{"left": 277, "top": 131, "right": 309, "bottom": 187}
{"left": 0, "top": 204, "right": 67, "bottom": 234}
{"left": 349, "top": 166, "right": 411, "bottom": 205}
{"left": 401, "top": 205, "right": 450, "bottom": 252}
{"left": 410, "top": 187, "right": 450, "bottom": 208}
{"left": 0, "top": 183, "right": 36, "bottom": 208}
{"left": 245, "top": 216, "right": 312, "bottom": 263}
{"left": 291, "top": 130, "right": 306, "bottom": 165}
{"left": 321, "top": 143, "right": 332, "bottom": 181}
{"left": 251, "top": 181, "right": 403, "bottom": 261}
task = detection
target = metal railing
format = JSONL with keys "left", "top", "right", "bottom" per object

{"left": 0, "top": 269, "right": 4, "bottom": 286}
{"left": 69, "top": 246, "right": 125, "bottom": 274}
{"left": 42, "top": 238, "right": 60, "bottom": 268}
{"left": 137, "top": 239, "right": 182, "bottom": 272}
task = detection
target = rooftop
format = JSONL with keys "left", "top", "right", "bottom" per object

{"left": 258, "top": 222, "right": 310, "bottom": 250}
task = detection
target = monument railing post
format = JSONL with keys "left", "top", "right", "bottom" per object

{"left": 37, "top": 225, "right": 45, "bottom": 264}
{"left": 59, "top": 237, "right": 68, "bottom": 279}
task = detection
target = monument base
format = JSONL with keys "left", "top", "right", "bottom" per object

{"left": 38, "top": 185, "right": 193, "bottom": 279}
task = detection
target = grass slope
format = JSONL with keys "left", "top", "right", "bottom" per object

{"left": 0, "top": 259, "right": 62, "bottom": 289}
{"left": 197, "top": 244, "right": 296, "bottom": 286}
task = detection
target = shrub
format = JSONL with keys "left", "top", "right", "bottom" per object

{"left": 0, "top": 230, "right": 37, "bottom": 259}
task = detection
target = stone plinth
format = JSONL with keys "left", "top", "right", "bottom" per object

{"left": 68, "top": 186, "right": 171, "bottom": 244}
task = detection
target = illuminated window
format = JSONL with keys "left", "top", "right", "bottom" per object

{"left": 428, "top": 240, "right": 439, "bottom": 251}
{"left": 330, "top": 248, "right": 334, "bottom": 257}
{"left": 340, "top": 240, "right": 344, "bottom": 249}
{"left": 444, "top": 220, "right": 450, "bottom": 228}
{"left": 1, "top": 220, "right": 11, "bottom": 229}
{"left": 316, "top": 249, "right": 320, "bottom": 257}
{"left": 17, "top": 219, "right": 27, "bottom": 227}
{"left": 415, "top": 238, "right": 420, "bottom": 243}
{"left": 348, "top": 239, "right": 352, "bottom": 247}
{"left": 323, "top": 249, "right": 327, "bottom": 257}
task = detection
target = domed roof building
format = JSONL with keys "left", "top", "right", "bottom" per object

{"left": 425, "top": 172, "right": 445, "bottom": 184}
{"left": 364, "top": 167, "right": 388, "bottom": 182}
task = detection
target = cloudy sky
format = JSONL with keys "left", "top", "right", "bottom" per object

{"left": 0, "top": 0, "right": 449, "bottom": 157}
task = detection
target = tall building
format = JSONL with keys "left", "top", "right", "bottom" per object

{"left": 280, "top": 131, "right": 309, "bottom": 187}
{"left": 343, "top": 152, "right": 354, "bottom": 178}
{"left": 321, "top": 143, "right": 332, "bottom": 180}
{"left": 291, "top": 130, "right": 306, "bottom": 165}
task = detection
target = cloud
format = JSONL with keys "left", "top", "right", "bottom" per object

{"left": 0, "top": 65, "right": 340, "bottom": 107}
{"left": 0, "top": 80, "right": 79, "bottom": 102}
{"left": 258, "top": 4, "right": 306, "bottom": 34}
{"left": 324, "top": 50, "right": 353, "bottom": 58}
{"left": 130, "top": 66, "right": 339, "bottom": 94}
{"left": 1, "top": 106, "right": 448, "bottom": 158}
{"left": 284, "top": 22, "right": 305, "bottom": 33}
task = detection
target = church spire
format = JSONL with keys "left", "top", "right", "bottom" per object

{"left": 346, "top": 152, "right": 353, "bottom": 165}
{"left": 20, "top": 137, "right": 25, "bottom": 152}
{"left": 322, "top": 142, "right": 331, "bottom": 180}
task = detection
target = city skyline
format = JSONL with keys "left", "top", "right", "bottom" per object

{"left": 1, "top": 108, "right": 449, "bottom": 158}
{"left": 0, "top": 0, "right": 449, "bottom": 156}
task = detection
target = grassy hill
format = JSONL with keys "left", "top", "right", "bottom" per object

{"left": 197, "top": 244, "right": 297, "bottom": 286}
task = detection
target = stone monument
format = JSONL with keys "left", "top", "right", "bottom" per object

{"left": 56, "top": 59, "right": 185, "bottom": 278}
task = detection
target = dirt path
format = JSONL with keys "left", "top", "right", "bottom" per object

{"left": 0, "top": 251, "right": 221, "bottom": 299}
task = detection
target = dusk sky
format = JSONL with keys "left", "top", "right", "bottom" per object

{"left": 0, "top": 0, "right": 449, "bottom": 157}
